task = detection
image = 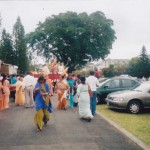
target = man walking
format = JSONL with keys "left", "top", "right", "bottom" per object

{"left": 23, "top": 72, "right": 35, "bottom": 108}
{"left": 86, "top": 71, "right": 99, "bottom": 116}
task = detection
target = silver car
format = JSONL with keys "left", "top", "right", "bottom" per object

{"left": 106, "top": 82, "right": 150, "bottom": 114}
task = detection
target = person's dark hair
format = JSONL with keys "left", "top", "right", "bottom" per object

{"left": 77, "top": 74, "right": 81, "bottom": 79}
{"left": 27, "top": 72, "right": 31, "bottom": 75}
{"left": 20, "top": 74, "right": 24, "bottom": 78}
{"left": 90, "top": 71, "right": 94, "bottom": 76}
{"left": 38, "top": 76, "right": 46, "bottom": 83}
{"left": 81, "top": 76, "right": 86, "bottom": 84}
{"left": 12, "top": 74, "right": 16, "bottom": 78}
{"left": 1, "top": 74, "right": 7, "bottom": 85}
{"left": 61, "top": 75, "right": 65, "bottom": 79}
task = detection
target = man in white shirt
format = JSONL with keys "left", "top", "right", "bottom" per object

{"left": 86, "top": 71, "right": 99, "bottom": 116}
{"left": 23, "top": 72, "right": 35, "bottom": 108}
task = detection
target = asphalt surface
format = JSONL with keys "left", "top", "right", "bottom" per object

{"left": 0, "top": 95, "right": 143, "bottom": 150}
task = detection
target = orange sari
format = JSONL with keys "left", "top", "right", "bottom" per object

{"left": 0, "top": 82, "right": 4, "bottom": 110}
{"left": 3, "top": 80, "right": 10, "bottom": 109}
{"left": 56, "top": 81, "right": 69, "bottom": 110}
{"left": 15, "top": 81, "right": 25, "bottom": 106}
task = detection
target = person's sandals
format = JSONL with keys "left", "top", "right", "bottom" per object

{"left": 37, "top": 125, "right": 42, "bottom": 132}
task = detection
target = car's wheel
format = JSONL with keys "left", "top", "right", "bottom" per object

{"left": 96, "top": 95, "right": 103, "bottom": 104}
{"left": 96, "top": 96, "right": 99, "bottom": 104}
{"left": 127, "top": 100, "right": 142, "bottom": 114}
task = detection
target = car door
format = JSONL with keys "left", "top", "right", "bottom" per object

{"left": 101, "top": 79, "right": 121, "bottom": 98}
{"left": 143, "top": 89, "right": 150, "bottom": 107}
{"left": 120, "top": 79, "right": 139, "bottom": 91}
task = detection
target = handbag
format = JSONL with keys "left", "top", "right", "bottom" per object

{"left": 88, "top": 84, "right": 93, "bottom": 97}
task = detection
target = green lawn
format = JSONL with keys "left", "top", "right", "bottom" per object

{"left": 97, "top": 105, "right": 150, "bottom": 147}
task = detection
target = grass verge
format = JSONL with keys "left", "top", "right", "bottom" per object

{"left": 97, "top": 105, "right": 150, "bottom": 147}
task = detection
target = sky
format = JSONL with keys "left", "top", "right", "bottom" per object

{"left": 0, "top": 0, "right": 150, "bottom": 60}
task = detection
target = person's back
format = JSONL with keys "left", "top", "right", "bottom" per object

{"left": 86, "top": 71, "right": 99, "bottom": 116}
{"left": 86, "top": 75, "right": 99, "bottom": 92}
{"left": 11, "top": 76, "right": 17, "bottom": 84}
{"left": 23, "top": 74, "right": 34, "bottom": 87}
{"left": 80, "top": 84, "right": 88, "bottom": 93}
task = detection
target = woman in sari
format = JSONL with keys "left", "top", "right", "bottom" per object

{"left": 0, "top": 76, "right": 4, "bottom": 110}
{"left": 15, "top": 76, "right": 25, "bottom": 106}
{"left": 67, "top": 74, "right": 75, "bottom": 108}
{"left": 77, "top": 77, "right": 93, "bottom": 122}
{"left": 1, "top": 74, "right": 10, "bottom": 109}
{"left": 56, "top": 75, "right": 69, "bottom": 110}
{"left": 34, "top": 76, "right": 51, "bottom": 131}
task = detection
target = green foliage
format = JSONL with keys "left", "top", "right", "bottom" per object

{"left": 0, "top": 29, "right": 14, "bottom": 64}
{"left": 103, "top": 65, "right": 115, "bottom": 77}
{"left": 27, "top": 11, "right": 116, "bottom": 72}
{"left": 128, "top": 46, "right": 150, "bottom": 78}
{"left": 13, "top": 17, "right": 28, "bottom": 73}
{"left": 114, "top": 64, "right": 128, "bottom": 76}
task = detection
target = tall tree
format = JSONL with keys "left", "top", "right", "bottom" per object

{"left": 128, "top": 46, "right": 150, "bottom": 78}
{"left": 13, "top": 17, "right": 28, "bottom": 73}
{"left": 0, "top": 29, "right": 14, "bottom": 64}
{"left": 27, "top": 11, "right": 116, "bottom": 72}
{"left": 127, "top": 57, "right": 140, "bottom": 77}
{"left": 138, "top": 46, "right": 150, "bottom": 78}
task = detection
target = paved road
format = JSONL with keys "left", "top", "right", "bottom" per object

{"left": 0, "top": 96, "right": 143, "bottom": 150}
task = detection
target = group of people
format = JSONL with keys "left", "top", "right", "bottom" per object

{"left": 42, "top": 60, "right": 68, "bottom": 76}
{"left": 0, "top": 69, "right": 100, "bottom": 131}
{"left": 0, "top": 74, "right": 11, "bottom": 110}
{"left": 56, "top": 71, "right": 99, "bottom": 122}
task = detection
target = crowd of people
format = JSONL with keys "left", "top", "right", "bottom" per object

{"left": 0, "top": 68, "right": 100, "bottom": 132}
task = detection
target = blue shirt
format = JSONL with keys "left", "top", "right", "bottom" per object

{"left": 11, "top": 77, "right": 17, "bottom": 84}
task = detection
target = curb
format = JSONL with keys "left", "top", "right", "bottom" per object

{"left": 97, "top": 111, "right": 150, "bottom": 150}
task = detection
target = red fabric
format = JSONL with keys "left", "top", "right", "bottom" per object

{"left": 95, "top": 71, "right": 100, "bottom": 77}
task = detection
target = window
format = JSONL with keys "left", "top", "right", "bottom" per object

{"left": 122, "top": 79, "right": 132, "bottom": 87}
{"left": 105, "top": 79, "right": 120, "bottom": 88}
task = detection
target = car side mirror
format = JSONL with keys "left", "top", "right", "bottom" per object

{"left": 103, "top": 85, "right": 109, "bottom": 89}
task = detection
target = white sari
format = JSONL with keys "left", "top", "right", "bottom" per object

{"left": 77, "top": 84, "right": 93, "bottom": 119}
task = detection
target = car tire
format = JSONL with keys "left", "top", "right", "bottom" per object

{"left": 96, "top": 95, "right": 103, "bottom": 105}
{"left": 127, "top": 100, "right": 142, "bottom": 114}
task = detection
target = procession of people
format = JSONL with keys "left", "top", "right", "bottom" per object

{"left": 0, "top": 60, "right": 100, "bottom": 131}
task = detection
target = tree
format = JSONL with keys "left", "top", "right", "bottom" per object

{"left": 127, "top": 57, "right": 140, "bottom": 77}
{"left": 27, "top": 11, "right": 116, "bottom": 72}
{"left": 138, "top": 46, "right": 150, "bottom": 78}
{"left": 0, "top": 29, "right": 14, "bottom": 64}
{"left": 128, "top": 46, "right": 150, "bottom": 78}
{"left": 13, "top": 17, "right": 28, "bottom": 73}
{"left": 103, "top": 65, "right": 115, "bottom": 77}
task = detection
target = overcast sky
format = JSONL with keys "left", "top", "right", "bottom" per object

{"left": 0, "top": 0, "right": 150, "bottom": 59}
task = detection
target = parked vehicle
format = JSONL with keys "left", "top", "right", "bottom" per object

{"left": 99, "top": 78, "right": 108, "bottom": 83}
{"left": 106, "top": 82, "right": 150, "bottom": 114}
{"left": 96, "top": 77, "right": 140, "bottom": 104}
{"left": 0, "top": 62, "right": 18, "bottom": 75}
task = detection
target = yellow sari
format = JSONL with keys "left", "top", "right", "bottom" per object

{"left": 34, "top": 83, "right": 50, "bottom": 131}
